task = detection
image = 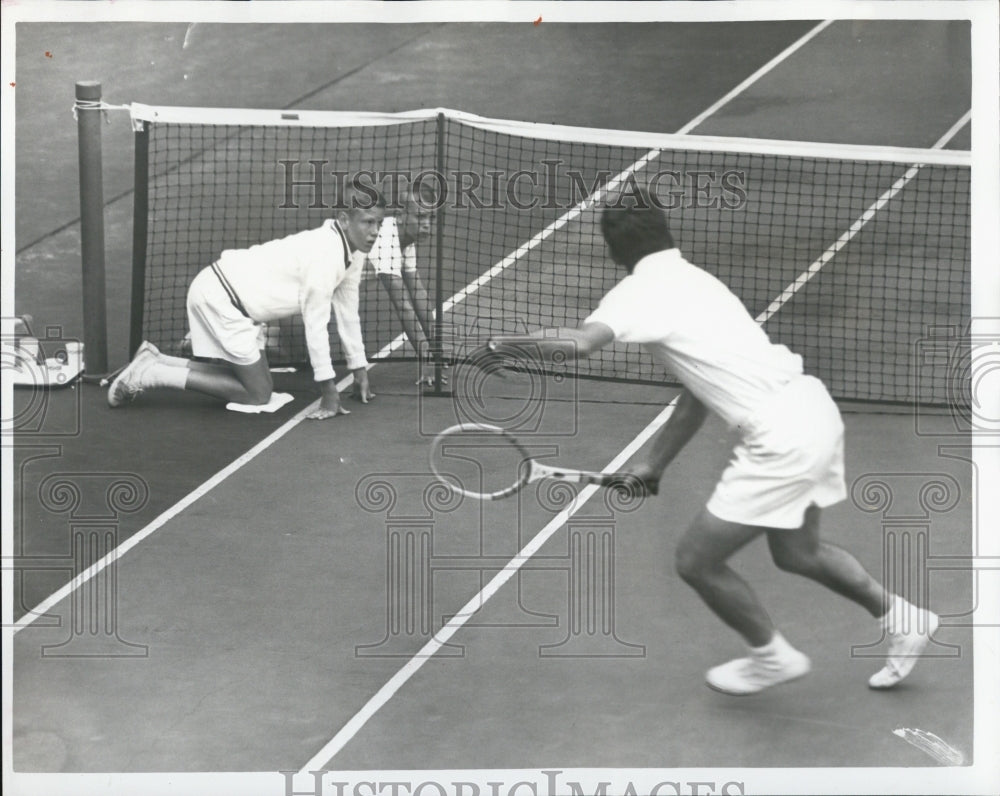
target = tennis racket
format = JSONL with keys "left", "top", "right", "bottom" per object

{"left": 429, "top": 422, "right": 646, "bottom": 501}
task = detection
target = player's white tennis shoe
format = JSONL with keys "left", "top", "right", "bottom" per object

{"left": 706, "top": 640, "right": 811, "bottom": 695}
{"left": 107, "top": 342, "right": 161, "bottom": 407}
{"left": 868, "top": 604, "right": 939, "bottom": 690}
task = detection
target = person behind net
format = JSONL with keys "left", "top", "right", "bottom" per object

{"left": 366, "top": 181, "right": 443, "bottom": 385}
{"left": 108, "top": 183, "right": 383, "bottom": 419}
{"left": 475, "top": 187, "right": 938, "bottom": 695}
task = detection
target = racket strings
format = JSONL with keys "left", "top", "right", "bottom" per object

{"left": 430, "top": 425, "right": 536, "bottom": 499}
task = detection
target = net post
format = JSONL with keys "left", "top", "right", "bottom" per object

{"left": 129, "top": 121, "right": 150, "bottom": 357}
{"left": 76, "top": 80, "right": 109, "bottom": 375}
{"left": 427, "top": 111, "right": 451, "bottom": 396}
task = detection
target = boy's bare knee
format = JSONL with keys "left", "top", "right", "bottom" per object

{"left": 232, "top": 357, "right": 273, "bottom": 405}
{"left": 245, "top": 385, "right": 273, "bottom": 405}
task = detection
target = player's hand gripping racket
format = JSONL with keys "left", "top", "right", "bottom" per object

{"left": 429, "top": 422, "right": 647, "bottom": 501}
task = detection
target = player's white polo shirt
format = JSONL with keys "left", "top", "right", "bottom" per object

{"left": 188, "top": 219, "right": 368, "bottom": 381}
{"left": 585, "top": 248, "right": 803, "bottom": 431}
{"left": 586, "top": 248, "right": 846, "bottom": 528}
{"left": 367, "top": 217, "right": 418, "bottom": 277}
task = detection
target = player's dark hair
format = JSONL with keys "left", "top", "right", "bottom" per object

{"left": 408, "top": 180, "right": 438, "bottom": 209}
{"left": 600, "top": 188, "right": 675, "bottom": 272}
{"left": 340, "top": 177, "right": 387, "bottom": 214}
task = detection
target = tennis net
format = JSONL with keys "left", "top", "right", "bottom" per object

{"left": 127, "top": 104, "right": 970, "bottom": 405}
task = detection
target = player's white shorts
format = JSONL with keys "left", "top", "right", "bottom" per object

{"left": 186, "top": 266, "right": 264, "bottom": 366}
{"left": 706, "top": 375, "right": 847, "bottom": 530}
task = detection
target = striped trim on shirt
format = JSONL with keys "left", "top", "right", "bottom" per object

{"left": 332, "top": 219, "right": 353, "bottom": 265}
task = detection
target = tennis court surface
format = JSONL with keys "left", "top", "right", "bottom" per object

{"left": 6, "top": 8, "right": 998, "bottom": 796}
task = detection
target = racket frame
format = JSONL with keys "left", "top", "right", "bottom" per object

{"left": 429, "top": 422, "right": 625, "bottom": 501}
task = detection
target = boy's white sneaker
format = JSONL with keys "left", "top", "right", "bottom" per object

{"left": 107, "top": 344, "right": 159, "bottom": 407}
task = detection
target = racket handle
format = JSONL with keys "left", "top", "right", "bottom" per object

{"left": 596, "top": 472, "right": 658, "bottom": 496}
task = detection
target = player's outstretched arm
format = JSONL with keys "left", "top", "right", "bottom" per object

{"left": 332, "top": 264, "right": 375, "bottom": 403}
{"left": 487, "top": 322, "right": 615, "bottom": 362}
{"left": 378, "top": 273, "right": 428, "bottom": 353}
{"left": 378, "top": 273, "right": 440, "bottom": 384}
{"left": 629, "top": 390, "right": 707, "bottom": 490}
{"left": 352, "top": 367, "right": 375, "bottom": 403}
{"left": 401, "top": 269, "right": 436, "bottom": 343}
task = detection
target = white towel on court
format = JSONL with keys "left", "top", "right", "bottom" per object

{"left": 225, "top": 392, "right": 294, "bottom": 414}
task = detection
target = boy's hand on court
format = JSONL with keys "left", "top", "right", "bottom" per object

{"left": 418, "top": 349, "right": 450, "bottom": 386}
{"left": 351, "top": 368, "right": 375, "bottom": 403}
{"left": 310, "top": 381, "right": 351, "bottom": 420}
{"left": 309, "top": 404, "right": 351, "bottom": 420}
{"left": 417, "top": 369, "right": 447, "bottom": 387}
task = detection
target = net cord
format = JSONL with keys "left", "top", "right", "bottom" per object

{"left": 72, "top": 98, "right": 130, "bottom": 122}
{"left": 127, "top": 102, "right": 971, "bottom": 167}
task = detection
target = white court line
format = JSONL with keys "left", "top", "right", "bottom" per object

{"left": 298, "top": 398, "right": 680, "bottom": 772}
{"left": 298, "top": 19, "right": 838, "bottom": 772}
{"left": 9, "top": 396, "right": 333, "bottom": 633}
{"left": 441, "top": 150, "right": 662, "bottom": 315}
{"left": 674, "top": 19, "right": 834, "bottom": 135}
{"left": 298, "top": 178, "right": 877, "bottom": 769}
{"left": 757, "top": 108, "right": 971, "bottom": 324}
{"left": 12, "top": 19, "right": 836, "bottom": 633}
{"left": 441, "top": 19, "right": 836, "bottom": 316}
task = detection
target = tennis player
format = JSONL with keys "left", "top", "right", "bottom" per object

{"left": 367, "top": 182, "right": 441, "bottom": 385}
{"left": 108, "top": 185, "right": 383, "bottom": 419}
{"left": 478, "top": 188, "right": 938, "bottom": 695}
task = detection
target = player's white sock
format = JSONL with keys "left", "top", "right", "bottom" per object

{"left": 869, "top": 595, "right": 938, "bottom": 689}
{"left": 751, "top": 630, "right": 797, "bottom": 659}
{"left": 706, "top": 631, "right": 811, "bottom": 694}
{"left": 156, "top": 352, "right": 191, "bottom": 369}
{"left": 142, "top": 362, "right": 189, "bottom": 390}
{"left": 880, "top": 594, "right": 912, "bottom": 633}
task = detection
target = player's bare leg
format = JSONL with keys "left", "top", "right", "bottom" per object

{"left": 674, "top": 509, "right": 773, "bottom": 646}
{"left": 766, "top": 505, "right": 886, "bottom": 615}
{"left": 675, "top": 509, "right": 811, "bottom": 695}
{"left": 185, "top": 356, "right": 273, "bottom": 404}
{"left": 768, "top": 505, "right": 938, "bottom": 689}
{"left": 108, "top": 341, "right": 273, "bottom": 406}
